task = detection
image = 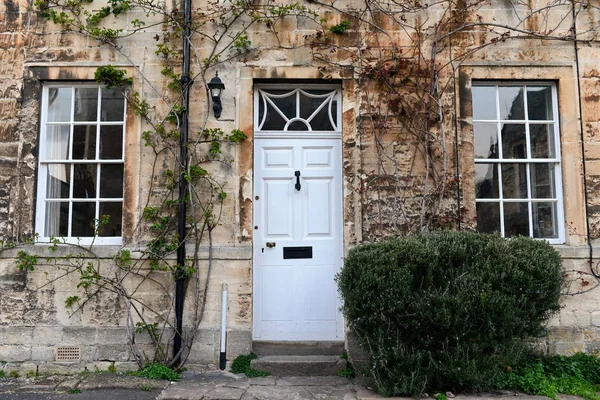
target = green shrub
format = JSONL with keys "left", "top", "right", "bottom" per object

{"left": 499, "top": 353, "right": 600, "bottom": 400}
{"left": 231, "top": 352, "right": 271, "bottom": 378}
{"left": 130, "top": 363, "right": 180, "bottom": 381}
{"left": 337, "top": 231, "right": 564, "bottom": 396}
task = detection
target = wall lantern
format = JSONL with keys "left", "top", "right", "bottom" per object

{"left": 207, "top": 72, "right": 225, "bottom": 119}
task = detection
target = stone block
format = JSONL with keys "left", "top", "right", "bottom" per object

{"left": 32, "top": 327, "right": 64, "bottom": 346}
{"left": 552, "top": 341, "right": 585, "bottom": 356}
{"left": 560, "top": 310, "right": 591, "bottom": 327}
{"left": 225, "top": 330, "right": 251, "bottom": 357}
{"left": 187, "top": 345, "right": 218, "bottom": 365}
{"left": 37, "top": 362, "right": 86, "bottom": 375}
{"left": 0, "top": 345, "right": 31, "bottom": 362}
{"left": 31, "top": 346, "right": 57, "bottom": 362}
{"left": 94, "top": 345, "right": 130, "bottom": 362}
{"left": 87, "top": 361, "right": 114, "bottom": 372}
{"left": 113, "top": 361, "right": 139, "bottom": 373}
{"left": 592, "top": 311, "right": 600, "bottom": 327}
{"left": 0, "top": 326, "right": 34, "bottom": 345}
{"left": 95, "top": 328, "right": 129, "bottom": 345}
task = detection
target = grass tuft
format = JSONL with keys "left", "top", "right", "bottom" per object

{"left": 230, "top": 352, "right": 271, "bottom": 378}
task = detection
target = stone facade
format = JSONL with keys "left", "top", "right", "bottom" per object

{"left": 1, "top": 0, "right": 600, "bottom": 372}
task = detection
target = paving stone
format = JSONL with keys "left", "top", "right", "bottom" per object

{"left": 55, "top": 377, "right": 81, "bottom": 392}
{"left": 248, "top": 376, "right": 277, "bottom": 386}
{"left": 278, "top": 376, "right": 351, "bottom": 386}
{"left": 158, "top": 382, "right": 214, "bottom": 400}
{"left": 245, "top": 385, "right": 318, "bottom": 400}
{"left": 205, "top": 386, "right": 246, "bottom": 399}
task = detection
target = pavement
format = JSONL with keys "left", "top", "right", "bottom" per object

{"left": 0, "top": 369, "right": 573, "bottom": 400}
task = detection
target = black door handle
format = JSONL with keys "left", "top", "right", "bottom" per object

{"left": 295, "top": 170, "right": 301, "bottom": 191}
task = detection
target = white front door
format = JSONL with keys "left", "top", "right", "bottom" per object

{"left": 253, "top": 138, "right": 344, "bottom": 340}
{"left": 252, "top": 84, "right": 344, "bottom": 341}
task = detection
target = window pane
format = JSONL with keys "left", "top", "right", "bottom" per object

{"left": 73, "top": 164, "right": 97, "bottom": 198}
{"left": 472, "top": 86, "right": 496, "bottom": 120}
{"left": 46, "top": 166, "right": 70, "bottom": 199}
{"left": 527, "top": 86, "right": 553, "bottom": 120}
{"left": 474, "top": 123, "right": 498, "bottom": 159}
{"left": 288, "top": 120, "right": 309, "bottom": 131}
{"left": 475, "top": 163, "right": 499, "bottom": 199}
{"left": 261, "top": 101, "right": 288, "bottom": 130}
{"left": 299, "top": 91, "right": 336, "bottom": 131}
{"left": 501, "top": 124, "right": 526, "bottom": 159}
{"left": 531, "top": 163, "right": 556, "bottom": 199}
{"left": 304, "top": 103, "right": 335, "bottom": 131}
{"left": 501, "top": 164, "right": 527, "bottom": 199}
{"left": 530, "top": 124, "right": 555, "bottom": 158}
{"left": 499, "top": 86, "right": 525, "bottom": 120}
{"left": 44, "top": 201, "right": 69, "bottom": 237}
{"left": 263, "top": 90, "right": 296, "bottom": 119}
{"left": 100, "top": 164, "right": 124, "bottom": 198}
{"left": 101, "top": 88, "right": 125, "bottom": 121}
{"left": 73, "top": 125, "right": 97, "bottom": 160}
{"left": 100, "top": 125, "right": 123, "bottom": 159}
{"left": 71, "top": 202, "right": 96, "bottom": 237}
{"left": 47, "top": 88, "right": 72, "bottom": 122}
{"left": 45, "top": 125, "right": 70, "bottom": 160}
{"left": 476, "top": 202, "right": 500, "bottom": 233}
{"left": 74, "top": 88, "right": 98, "bottom": 122}
{"left": 533, "top": 202, "right": 558, "bottom": 238}
{"left": 98, "top": 202, "right": 123, "bottom": 236}
{"left": 503, "top": 202, "right": 529, "bottom": 237}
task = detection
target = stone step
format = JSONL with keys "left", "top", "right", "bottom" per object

{"left": 251, "top": 355, "right": 346, "bottom": 376}
{"left": 252, "top": 341, "right": 345, "bottom": 356}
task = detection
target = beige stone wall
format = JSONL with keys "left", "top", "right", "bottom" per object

{"left": 2, "top": 0, "right": 600, "bottom": 371}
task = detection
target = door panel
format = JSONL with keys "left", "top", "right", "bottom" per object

{"left": 253, "top": 138, "right": 344, "bottom": 340}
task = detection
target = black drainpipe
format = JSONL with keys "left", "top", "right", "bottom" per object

{"left": 572, "top": 2, "right": 594, "bottom": 270}
{"left": 174, "top": 0, "right": 193, "bottom": 367}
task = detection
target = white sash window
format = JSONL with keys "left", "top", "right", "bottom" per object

{"left": 35, "top": 84, "right": 126, "bottom": 245}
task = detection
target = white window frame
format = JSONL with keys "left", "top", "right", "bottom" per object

{"left": 254, "top": 83, "right": 342, "bottom": 139}
{"left": 35, "top": 83, "right": 126, "bottom": 245}
{"left": 473, "top": 81, "right": 565, "bottom": 244}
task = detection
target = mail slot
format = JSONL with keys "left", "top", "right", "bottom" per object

{"left": 283, "top": 246, "right": 313, "bottom": 259}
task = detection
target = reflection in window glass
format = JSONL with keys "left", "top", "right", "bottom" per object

{"left": 472, "top": 86, "right": 496, "bottom": 120}
{"left": 498, "top": 86, "right": 525, "bottom": 120}
{"left": 475, "top": 164, "right": 499, "bottom": 199}
{"left": 74, "top": 88, "right": 98, "bottom": 122}
{"left": 101, "top": 87, "right": 125, "bottom": 122}
{"left": 99, "top": 202, "right": 123, "bottom": 236}
{"left": 72, "top": 202, "right": 96, "bottom": 237}
{"left": 73, "top": 125, "right": 97, "bottom": 160}
{"left": 530, "top": 124, "right": 555, "bottom": 158}
{"left": 530, "top": 163, "right": 555, "bottom": 199}
{"left": 527, "top": 86, "right": 553, "bottom": 120}
{"left": 500, "top": 124, "right": 526, "bottom": 159}
{"left": 533, "top": 202, "right": 558, "bottom": 238}
{"left": 476, "top": 202, "right": 500, "bottom": 233}
{"left": 473, "top": 123, "right": 498, "bottom": 159}
{"left": 501, "top": 164, "right": 527, "bottom": 199}
{"left": 100, "top": 126, "right": 123, "bottom": 159}
{"left": 503, "top": 202, "right": 529, "bottom": 237}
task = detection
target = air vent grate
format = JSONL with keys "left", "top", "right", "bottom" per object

{"left": 56, "top": 346, "right": 81, "bottom": 361}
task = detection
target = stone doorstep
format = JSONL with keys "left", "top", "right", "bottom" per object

{"left": 252, "top": 341, "right": 346, "bottom": 356}
{"left": 251, "top": 355, "right": 346, "bottom": 376}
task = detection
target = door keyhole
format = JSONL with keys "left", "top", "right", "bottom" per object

{"left": 295, "top": 170, "right": 301, "bottom": 191}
